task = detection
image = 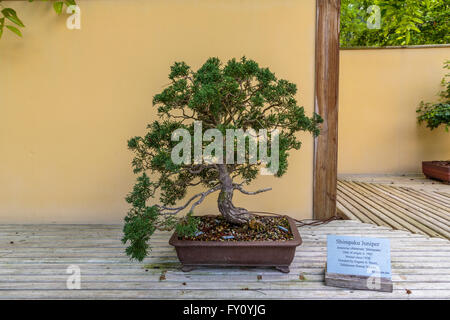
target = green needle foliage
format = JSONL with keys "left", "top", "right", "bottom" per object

{"left": 417, "top": 60, "right": 450, "bottom": 131}
{"left": 122, "top": 57, "right": 322, "bottom": 261}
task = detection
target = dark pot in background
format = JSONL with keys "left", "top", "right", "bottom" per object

{"left": 422, "top": 161, "right": 450, "bottom": 183}
{"left": 169, "top": 216, "right": 301, "bottom": 273}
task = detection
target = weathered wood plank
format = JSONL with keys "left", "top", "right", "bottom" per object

{"left": 0, "top": 289, "right": 448, "bottom": 300}
{"left": 379, "top": 186, "right": 450, "bottom": 218}
{"left": 2, "top": 266, "right": 450, "bottom": 278}
{"left": 338, "top": 174, "right": 449, "bottom": 193}
{"left": 2, "top": 246, "right": 449, "bottom": 256}
{"left": 339, "top": 181, "right": 425, "bottom": 234}
{"left": 0, "top": 220, "right": 449, "bottom": 299}
{"left": 337, "top": 177, "right": 450, "bottom": 240}
{"left": 399, "top": 187, "right": 450, "bottom": 212}
{"left": 0, "top": 231, "right": 437, "bottom": 242}
{"left": 2, "top": 254, "right": 449, "bottom": 263}
{"left": 354, "top": 182, "right": 450, "bottom": 228}
{"left": 436, "top": 192, "right": 450, "bottom": 199}
{"left": 418, "top": 189, "right": 450, "bottom": 205}
{"left": 313, "top": 0, "right": 340, "bottom": 220}
{"left": 2, "top": 273, "right": 450, "bottom": 283}
{"left": 3, "top": 281, "right": 450, "bottom": 291}
{"left": 348, "top": 182, "right": 449, "bottom": 238}
{"left": 337, "top": 197, "right": 376, "bottom": 224}
{"left": 337, "top": 185, "right": 388, "bottom": 226}
{"left": 336, "top": 201, "right": 359, "bottom": 220}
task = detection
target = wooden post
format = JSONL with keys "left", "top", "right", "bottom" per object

{"left": 313, "top": 0, "right": 340, "bottom": 220}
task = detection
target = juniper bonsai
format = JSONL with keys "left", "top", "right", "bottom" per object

{"left": 122, "top": 57, "right": 322, "bottom": 261}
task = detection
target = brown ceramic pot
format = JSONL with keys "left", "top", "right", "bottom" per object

{"left": 169, "top": 216, "right": 301, "bottom": 273}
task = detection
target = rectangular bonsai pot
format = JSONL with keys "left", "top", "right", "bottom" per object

{"left": 169, "top": 216, "right": 301, "bottom": 273}
{"left": 422, "top": 161, "right": 450, "bottom": 183}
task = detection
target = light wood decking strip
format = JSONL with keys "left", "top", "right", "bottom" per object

{"left": 337, "top": 176, "right": 450, "bottom": 240}
{"left": 1, "top": 221, "right": 450, "bottom": 299}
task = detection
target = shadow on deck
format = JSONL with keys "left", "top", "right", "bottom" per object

{"left": 337, "top": 174, "right": 450, "bottom": 239}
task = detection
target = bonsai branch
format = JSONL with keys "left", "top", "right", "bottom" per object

{"left": 186, "top": 164, "right": 217, "bottom": 174}
{"left": 233, "top": 184, "right": 272, "bottom": 195}
{"left": 156, "top": 185, "right": 221, "bottom": 215}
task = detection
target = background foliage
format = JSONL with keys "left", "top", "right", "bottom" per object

{"left": 0, "top": 0, "right": 76, "bottom": 38}
{"left": 417, "top": 60, "right": 450, "bottom": 131}
{"left": 341, "top": 0, "right": 449, "bottom": 47}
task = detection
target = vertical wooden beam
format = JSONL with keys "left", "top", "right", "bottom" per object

{"left": 313, "top": 0, "right": 340, "bottom": 220}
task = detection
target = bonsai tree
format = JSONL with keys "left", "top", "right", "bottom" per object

{"left": 122, "top": 57, "right": 322, "bottom": 261}
{"left": 417, "top": 60, "right": 450, "bottom": 131}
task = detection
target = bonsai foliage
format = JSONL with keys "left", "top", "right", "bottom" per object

{"left": 122, "top": 57, "right": 322, "bottom": 261}
{"left": 417, "top": 60, "right": 450, "bottom": 131}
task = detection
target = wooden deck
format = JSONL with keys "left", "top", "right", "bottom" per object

{"left": 1, "top": 220, "right": 450, "bottom": 299}
{"left": 337, "top": 175, "right": 450, "bottom": 240}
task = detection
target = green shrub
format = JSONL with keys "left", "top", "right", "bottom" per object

{"left": 341, "top": 0, "right": 450, "bottom": 47}
{"left": 417, "top": 60, "right": 450, "bottom": 131}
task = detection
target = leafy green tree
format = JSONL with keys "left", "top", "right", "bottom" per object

{"left": 341, "top": 0, "right": 449, "bottom": 47}
{"left": 417, "top": 60, "right": 450, "bottom": 131}
{"left": 122, "top": 57, "right": 322, "bottom": 260}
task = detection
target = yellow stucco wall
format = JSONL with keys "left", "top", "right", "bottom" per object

{"left": 338, "top": 47, "right": 450, "bottom": 175}
{"left": 0, "top": 0, "right": 317, "bottom": 223}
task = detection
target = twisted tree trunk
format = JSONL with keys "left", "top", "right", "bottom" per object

{"left": 217, "top": 164, "right": 252, "bottom": 224}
